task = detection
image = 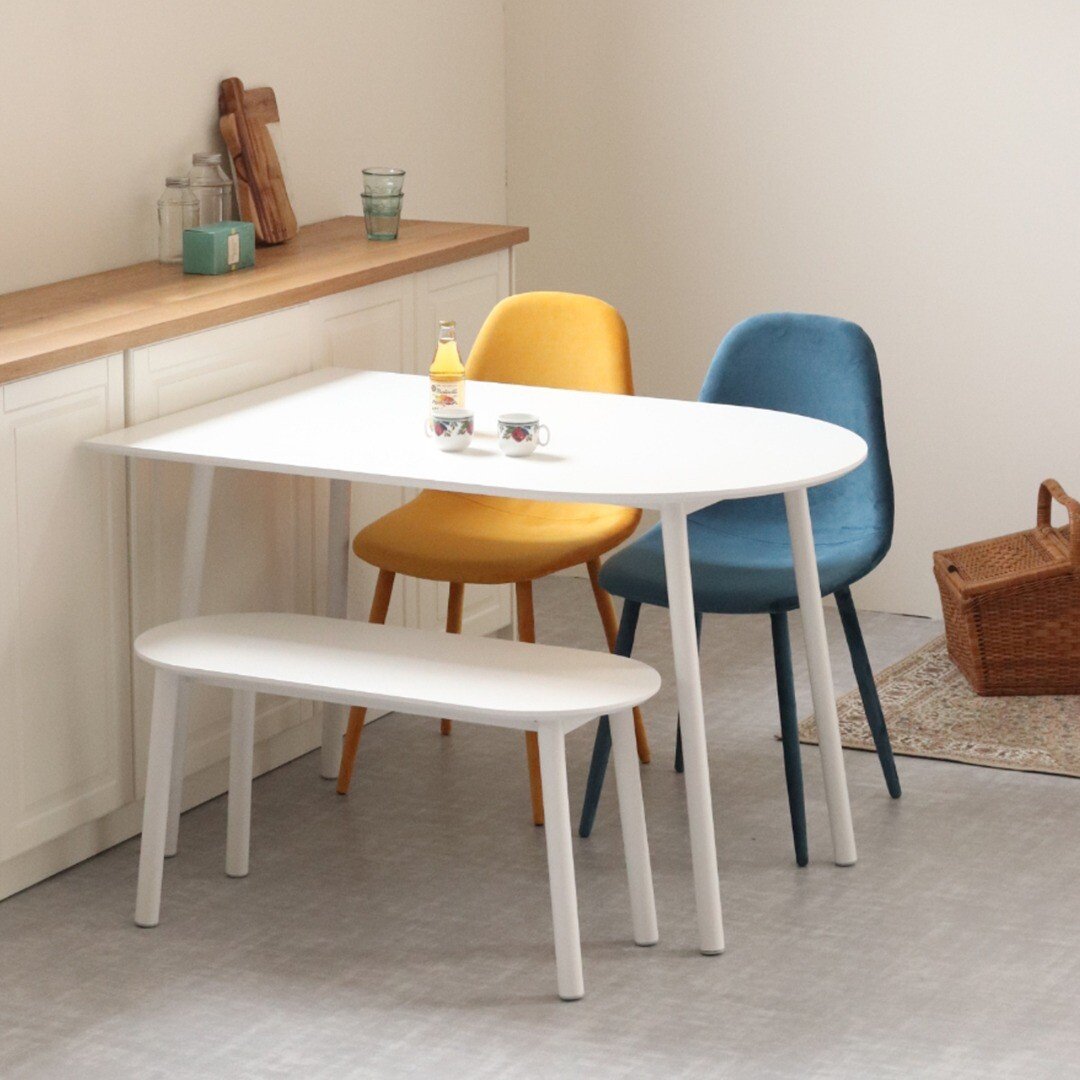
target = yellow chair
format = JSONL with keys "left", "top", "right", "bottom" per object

{"left": 336, "top": 291, "right": 651, "bottom": 824}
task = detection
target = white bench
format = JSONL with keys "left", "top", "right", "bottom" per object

{"left": 133, "top": 612, "right": 661, "bottom": 1001}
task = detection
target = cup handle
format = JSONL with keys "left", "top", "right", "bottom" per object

{"left": 424, "top": 416, "right": 433, "bottom": 437}
{"left": 537, "top": 424, "right": 550, "bottom": 447}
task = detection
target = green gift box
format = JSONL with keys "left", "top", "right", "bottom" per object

{"left": 182, "top": 220, "right": 255, "bottom": 275}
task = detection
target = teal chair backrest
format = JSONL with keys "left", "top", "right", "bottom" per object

{"left": 698, "top": 312, "right": 894, "bottom": 564}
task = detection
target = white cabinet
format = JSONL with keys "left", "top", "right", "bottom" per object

{"left": 126, "top": 306, "right": 316, "bottom": 795}
{"left": 0, "top": 357, "right": 132, "bottom": 860}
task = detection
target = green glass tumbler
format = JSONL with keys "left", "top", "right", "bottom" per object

{"left": 362, "top": 192, "right": 403, "bottom": 241}
{"left": 362, "top": 167, "right": 406, "bottom": 196}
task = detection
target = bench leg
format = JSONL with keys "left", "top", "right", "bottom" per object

{"left": 537, "top": 726, "right": 584, "bottom": 1001}
{"left": 610, "top": 708, "right": 658, "bottom": 946}
{"left": 227, "top": 690, "right": 257, "bottom": 878}
{"left": 165, "top": 463, "right": 216, "bottom": 857}
{"left": 135, "top": 671, "right": 182, "bottom": 927}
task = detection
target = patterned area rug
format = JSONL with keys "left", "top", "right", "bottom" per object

{"left": 799, "top": 635, "right": 1080, "bottom": 777}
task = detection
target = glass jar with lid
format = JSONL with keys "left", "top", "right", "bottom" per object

{"left": 157, "top": 177, "right": 199, "bottom": 264}
{"left": 188, "top": 152, "right": 234, "bottom": 226}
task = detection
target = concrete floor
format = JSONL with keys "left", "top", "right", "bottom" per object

{"left": 2, "top": 578, "right": 1078, "bottom": 1079}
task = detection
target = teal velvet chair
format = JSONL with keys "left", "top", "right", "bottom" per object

{"left": 578, "top": 313, "right": 899, "bottom": 866}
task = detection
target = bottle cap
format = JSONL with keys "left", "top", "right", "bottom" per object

{"left": 192, "top": 152, "right": 224, "bottom": 165}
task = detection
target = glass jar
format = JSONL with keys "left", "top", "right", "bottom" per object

{"left": 157, "top": 177, "right": 199, "bottom": 264}
{"left": 188, "top": 152, "right": 233, "bottom": 226}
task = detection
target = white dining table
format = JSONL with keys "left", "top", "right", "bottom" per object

{"left": 88, "top": 367, "right": 868, "bottom": 955}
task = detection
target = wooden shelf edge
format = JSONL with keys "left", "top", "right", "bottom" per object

{"left": 0, "top": 218, "right": 529, "bottom": 385}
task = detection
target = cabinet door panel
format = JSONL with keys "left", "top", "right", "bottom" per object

{"left": 0, "top": 357, "right": 132, "bottom": 859}
{"left": 413, "top": 252, "right": 512, "bottom": 635}
{"left": 127, "top": 307, "right": 315, "bottom": 793}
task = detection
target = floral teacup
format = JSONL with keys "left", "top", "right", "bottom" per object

{"left": 425, "top": 406, "right": 474, "bottom": 452}
{"left": 497, "top": 413, "right": 550, "bottom": 457}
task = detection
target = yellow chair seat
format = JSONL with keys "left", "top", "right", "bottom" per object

{"left": 354, "top": 491, "right": 641, "bottom": 585}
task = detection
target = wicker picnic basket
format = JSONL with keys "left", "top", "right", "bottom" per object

{"left": 933, "top": 479, "right": 1080, "bottom": 696}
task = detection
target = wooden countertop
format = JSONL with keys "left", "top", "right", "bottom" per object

{"left": 0, "top": 217, "right": 528, "bottom": 385}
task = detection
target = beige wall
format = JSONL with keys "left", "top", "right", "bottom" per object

{"left": 506, "top": 1, "right": 1080, "bottom": 617}
{"left": 0, "top": 0, "right": 507, "bottom": 292}
{"left": 3, "top": 2, "right": 1075, "bottom": 617}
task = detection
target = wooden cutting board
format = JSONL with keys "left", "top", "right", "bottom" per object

{"left": 219, "top": 77, "right": 298, "bottom": 245}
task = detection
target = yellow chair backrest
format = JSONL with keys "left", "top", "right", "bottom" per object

{"left": 466, "top": 292, "right": 634, "bottom": 395}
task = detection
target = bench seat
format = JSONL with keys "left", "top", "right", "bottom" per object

{"left": 135, "top": 612, "right": 660, "bottom": 730}
{"left": 132, "top": 612, "right": 661, "bottom": 1001}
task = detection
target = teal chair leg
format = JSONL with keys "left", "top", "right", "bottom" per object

{"left": 771, "top": 611, "right": 809, "bottom": 867}
{"left": 672, "top": 611, "right": 703, "bottom": 774}
{"left": 834, "top": 586, "right": 901, "bottom": 798}
{"left": 578, "top": 600, "right": 641, "bottom": 838}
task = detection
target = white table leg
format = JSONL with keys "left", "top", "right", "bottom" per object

{"left": 226, "top": 689, "right": 257, "bottom": 878}
{"left": 135, "top": 670, "right": 181, "bottom": 927}
{"left": 784, "top": 487, "right": 857, "bottom": 866}
{"left": 165, "top": 464, "right": 215, "bottom": 857}
{"left": 319, "top": 478, "right": 351, "bottom": 778}
{"left": 660, "top": 504, "right": 725, "bottom": 955}
{"left": 610, "top": 708, "right": 658, "bottom": 947}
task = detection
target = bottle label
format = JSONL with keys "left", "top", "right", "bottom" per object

{"left": 431, "top": 379, "right": 464, "bottom": 409}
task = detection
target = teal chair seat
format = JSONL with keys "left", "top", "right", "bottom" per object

{"left": 598, "top": 495, "right": 890, "bottom": 615}
{"left": 579, "top": 312, "right": 900, "bottom": 866}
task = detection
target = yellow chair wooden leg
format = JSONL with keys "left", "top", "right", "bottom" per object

{"left": 525, "top": 731, "right": 544, "bottom": 827}
{"left": 516, "top": 580, "right": 545, "bottom": 826}
{"left": 586, "top": 558, "right": 651, "bottom": 764}
{"left": 337, "top": 569, "right": 395, "bottom": 795}
{"left": 441, "top": 583, "right": 464, "bottom": 736}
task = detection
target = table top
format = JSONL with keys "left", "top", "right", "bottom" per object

{"left": 0, "top": 218, "right": 527, "bottom": 385}
{"left": 87, "top": 368, "right": 867, "bottom": 509}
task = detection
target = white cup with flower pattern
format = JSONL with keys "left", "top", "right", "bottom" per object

{"left": 425, "top": 406, "right": 474, "bottom": 452}
{"left": 497, "top": 413, "right": 550, "bottom": 457}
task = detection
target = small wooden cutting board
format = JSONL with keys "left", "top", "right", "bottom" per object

{"left": 219, "top": 77, "right": 298, "bottom": 245}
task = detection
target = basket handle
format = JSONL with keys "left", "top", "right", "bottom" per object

{"left": 1036, "top": 479, "right": 1079, "bottom": 566}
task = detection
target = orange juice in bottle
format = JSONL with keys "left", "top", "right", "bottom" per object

{"left": 429, "top": 319, "right": 465, "bottom": 409}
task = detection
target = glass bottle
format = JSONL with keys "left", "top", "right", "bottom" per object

{"left": 429, "top": 320, "right": 465, "bottom": 409}
{"left": 188, "top": 152, "right": 234, "bottom": 226}
{"left": 157, "top": 177, "right": 199, "bottom": 264}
